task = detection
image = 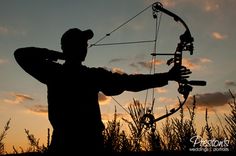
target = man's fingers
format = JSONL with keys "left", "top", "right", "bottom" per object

{"left": 168, "top": 66, "right": 192, "bottom": 82}
{"left": 181, "top": 70, "right": 192, "bottom": 75}
{"left": 179, "top": 67, "right": 192, "bottom": 75}
{"left": 181, "top": 75, "right": 190, "bottom": 79}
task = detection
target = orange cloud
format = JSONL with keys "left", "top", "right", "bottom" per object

{"left": 204, "top": 1, "right": 220, "bottom": 12}
{"left": 111, "top": 67, "right": 125, "bottom": 74}
{"left": 0, "top": 59, "right": 8, "bottom": 64}
{"left": 183, "top": 57, "right": 212, "bottom": 70}
{"left": 145, "top": 0, "right": 220, "bottom": 13}
{"left": 212, "top": 32, "right": 227, "bottom": 40}
{"left": 157, "top": 97, "right": 178, "bottom": 105}
{"left": 4, "top": 93, "right": 34, "bottom": 104}
{"left": 159, "top": 0, "right": 176, "bottom": 8}
{"left": 28, "top": 104, "right": 48, "bottom": 114}
{"left": 137, "top": 59, "right": 164, "bottom": 69}
{"left": 155, "top": 88, "right": 168, "bottom": 93}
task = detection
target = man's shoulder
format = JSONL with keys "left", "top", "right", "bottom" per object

{"left": 85, "top": 66, "right": 111, "bottom": 73}
{"left": 83, "top": 66, "right": 128, "bottom": 78}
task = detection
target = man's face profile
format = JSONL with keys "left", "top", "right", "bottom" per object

{"left": 60, "top": 28, "right": 93, "bottom": 62}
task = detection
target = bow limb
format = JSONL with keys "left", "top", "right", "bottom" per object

{"left": 141, "top": 93, "right": 189, "bottom": 128}
{"left": 153, "top": 95, "right": 188, "bottom": 123}
{"left": 152, "top": 2, "right": 191, "bottom": 36}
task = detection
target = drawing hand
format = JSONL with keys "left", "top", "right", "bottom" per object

{"left": 47, "top": 50, "right": 65, "bottom": 61}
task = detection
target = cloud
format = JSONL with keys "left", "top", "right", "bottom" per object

{"left": 211, "top": 32, "right": 227, "bottom": 40}
{"left": 130, "top": 59, "right": 164, "bottom": 71}
{"left": 183, "top": 57, "right": 212, "bottom": 70}
{"left": 159, "top": 0, "right": 176, "bottom": 8}
{"left": 108, "top": 55, "right": 164, "bottom": 72}
{"left": 0, "top": 26, "right": 9, "bottom": 34}
{"left": 109, "top": 58, "right": 127, "bottom": 64}
{"left": 225, "top": 80, "right": 236, "bottom": 87}
{"left": 203, "top": 1, "right": 220, "bottom": 12}
{"left": 157, "top": 97, "right": 178, "bottom": 105}
{"left": 103, "top": 66, "right": 126, "bottom": 74}
{"left": 0, "top": 25, "right": 26, "bottom": 36}
{"left": 129, "top": 62, "right": 139, "bottom": 70}
{"left": 28, "top": 104, "right": 48, "bottom": 114}
{"left": 111, "top": 67, "right": 125, "bottom": 74}
{"left": 186, "top": 91, "right": 235, "bottom": 109}
{"left": 137, "top": 61, "right": 152, "bottom": 69}
{"left": 4, "top": 93, "right": 34, "bottom": 104}
{"left": 98, "top": 92, "right": 111, "bottom": 105}
{"left": 155, "top": 88, "right": 168, "bottom": 93}
{"left": 0, "top": 59, "right": 9, "bottom": 64}
{"left": 145, "top": 0, "right": 222, "bottom": 13}
{"left": 130, "top": 57, "right": 211, "bottom": 71}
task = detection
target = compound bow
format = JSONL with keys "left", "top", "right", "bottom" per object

{"left": 90, "top": 1, "right": 207, "bottom": 130}
{"left": 140, "top": 2, "right": 206, "bottom": 129}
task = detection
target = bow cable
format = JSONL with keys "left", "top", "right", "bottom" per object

{"left": 89, "top": 3, "right": 153, "bottom": 47}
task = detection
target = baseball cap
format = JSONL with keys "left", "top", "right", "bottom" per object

{"left": 61, "top": 28, "right": 94, "bottom": 46}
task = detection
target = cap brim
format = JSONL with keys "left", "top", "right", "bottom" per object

{"left": 83, "top": 29, "right": 94, "bottom": 40}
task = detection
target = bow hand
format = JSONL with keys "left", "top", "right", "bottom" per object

{"left": 167, "top": 65, "right": 192, "bottom": 83}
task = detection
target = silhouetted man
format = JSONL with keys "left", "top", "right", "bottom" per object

{"left": 14, "top": 28, "right": 191, "bottom": 154}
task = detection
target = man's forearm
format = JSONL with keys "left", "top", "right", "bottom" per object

{"left": 124, "top": 73, "right": 169, "bottom": 92}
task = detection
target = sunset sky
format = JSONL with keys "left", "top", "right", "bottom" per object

{"left": 0, "top": 0, "right": 236, "bottom": 153}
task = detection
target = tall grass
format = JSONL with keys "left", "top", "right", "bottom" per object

{"left": 1, "top": 90, "right": 236, "bottom": 154}
{"left": 103, "top": 91, "right": 236, "bottom": 152}
{"left": 225, "top": 90, "right": 236, "bottom": 151}
{"left": 0, "top": 119, "right": 10, "bottom": 155}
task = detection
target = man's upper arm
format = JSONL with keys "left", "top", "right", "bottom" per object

{"left": 14, "top": 47, "right": 59, "bottom": 84}
{"left": 95, "top": 68, "right": 126, "bottom": 96}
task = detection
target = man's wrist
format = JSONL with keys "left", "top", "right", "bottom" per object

{"left": 154, "top": 72, "right": 170, "bottom": 82}
{"left": 161, "top": 72, "right": 171, "bottom": 81}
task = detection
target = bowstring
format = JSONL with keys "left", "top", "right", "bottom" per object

{"left": 142, "top": 10, "right": 162, "bottom": 134}
{"left": 150, "top": 12, "right": 162, "bottom": 114}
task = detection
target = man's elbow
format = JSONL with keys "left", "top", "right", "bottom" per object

{"left": 14, "top": 47, "right": 33, "bottom": 61}
{"left": 14, "top": 47, "right": 33, "bottom": 65}
{"left": 14, "top": 48, "right": 24, "bottom": 62}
